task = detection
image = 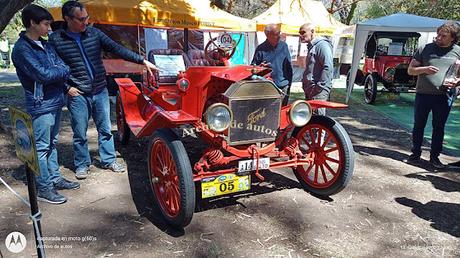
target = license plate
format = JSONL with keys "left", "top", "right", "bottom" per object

{"left": 201, "top": 174, "right": 251, "bottom": 199}
{"left": 238, "top": 157, "right": 270, "bottom": 173}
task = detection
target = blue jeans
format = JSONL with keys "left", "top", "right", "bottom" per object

{"left": 67, "top": 88, "right": 115, "bottom": 170}
{"left": 33, "top": 109, "right": 62, "bottom": 191}
{"left": 411, "top": 93, "right": 453, "bottom": 158}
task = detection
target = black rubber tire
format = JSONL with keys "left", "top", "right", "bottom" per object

{"left": 115, "top": 93, "right": 131, "bottom": 145}
{"left": 293, "top": 115, "right": 355, "bottom": 196}
{"left": 364, "top": 74, "right": 378, "bottom": 104}
{"left": 148, "top": 129, "right": 195, "bottom": 228}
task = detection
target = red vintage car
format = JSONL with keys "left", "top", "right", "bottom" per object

{"left": 115, "top": 36, "right": 355, "bottom": 228}
{"left": 348, "top": 31, "right": 420, "bottom": 104}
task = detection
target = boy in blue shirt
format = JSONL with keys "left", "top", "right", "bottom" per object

{"left": 12, "top": 4, "right": 80, "bottom": 204}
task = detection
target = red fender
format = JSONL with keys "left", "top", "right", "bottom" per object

{"left": 307, "top": 100, "right": 348, "bottom": 110}
{"left": 115, "top": 78, "right": 198, "bottom": 138}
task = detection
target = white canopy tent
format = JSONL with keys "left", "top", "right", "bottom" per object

{"left": 346, "top": 13, "right": 449, "bottom": 102}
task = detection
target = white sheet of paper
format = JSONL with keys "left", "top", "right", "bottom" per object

{"left": 388, "top": 42, "right": 403, "bottom": 56}
{"left": 153, "top": 55, "right": 186, "bottom": 77}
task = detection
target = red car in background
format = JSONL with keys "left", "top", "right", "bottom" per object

{"left": 348, "top": 31, "right": 420, "bottom": 104}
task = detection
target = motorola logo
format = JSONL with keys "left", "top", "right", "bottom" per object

{"left": 5, "top": 232, "right": 27, "bottom": 253}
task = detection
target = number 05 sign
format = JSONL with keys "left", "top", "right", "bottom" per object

{"left": 201, "top": 173, "right": 251, "bottom": 198}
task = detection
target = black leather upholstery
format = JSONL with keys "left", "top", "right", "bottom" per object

{"left": 187, "top": 49, "right": 221, "bottom": 66}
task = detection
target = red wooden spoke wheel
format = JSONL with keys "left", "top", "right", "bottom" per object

{"left": 115, "top": 93, "right": 130, "bottom": 145}
{"left": 294, "top": 116, "right": 355, "bottom": 196}
{"left": 148, "top": 129, "right": 195, "bottom": 228}
{"left": 151, "top": 140, "right": 181, "bottom": 216}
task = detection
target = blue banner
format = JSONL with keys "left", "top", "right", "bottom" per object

{"left": 230, "top": 34, "right": 245, "bottom": 65}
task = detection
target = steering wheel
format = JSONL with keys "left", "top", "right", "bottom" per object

{"left": 204, "top": 33, "right": 242, "bottom": 65}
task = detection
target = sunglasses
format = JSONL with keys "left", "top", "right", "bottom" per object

{"left": 299, "top": 30, "right": 306, "bottom": 35}
{"left": 72, "top": 15, "right": 90, "bottom": 23}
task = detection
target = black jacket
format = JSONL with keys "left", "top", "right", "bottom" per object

{"left": 49, "top": 26, "right": 144, "bottom": 94}
{"left": 12, "top": 32, "right": 70, "bottom": 117}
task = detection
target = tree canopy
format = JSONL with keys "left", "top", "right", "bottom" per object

{"left": 363, "top": 0, "right": 460, "bottom": 21}
{"left": 0, "top": 0, "right": 60, "bottom": 42}
{"left": 0, "top": 0, "right": 33, "bottom": 35}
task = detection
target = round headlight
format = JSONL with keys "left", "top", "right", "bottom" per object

{"left": 289, "top": 100, "right": 312, "bottom": 127}
{"left": 205, "top": 103, "right": 233, "bottom": 132}
{"left": 177, "top": 78, "right": 190, "bottom": 92}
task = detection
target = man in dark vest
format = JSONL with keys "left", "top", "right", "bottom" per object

{"left": 49, "top": 1, "right": 158, "bottom": 179}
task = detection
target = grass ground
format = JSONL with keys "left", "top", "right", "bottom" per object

{"left": 0, "top": 82, "right": 23, "bottom": 129}
{"left": 331, "top": 87, "right": 460, "bottom": 157}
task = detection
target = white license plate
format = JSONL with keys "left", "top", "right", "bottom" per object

{"left": 238, "top": 157, "right": 270, "bottom": 172}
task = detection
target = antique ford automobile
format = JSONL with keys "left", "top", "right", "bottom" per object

{"left": 348, "top": 31, "right": 420, "bottom": 104}
{"left": 115, "top": 36, "right": 355, "bottom": 228}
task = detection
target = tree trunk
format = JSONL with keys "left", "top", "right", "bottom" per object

{"left": 0, "top": 0, "right": 34, "bottom": 33}
{"left": 345, "top": 2, "right": 357, "bottom": 25}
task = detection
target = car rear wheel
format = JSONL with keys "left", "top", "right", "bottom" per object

{"left": 364, "top": 74, "right": 378, "bottom": 104}
{"left": 116, "top": 93, "right": 130, "bottom": 145}
{"left": 148, "top": 129, "right": 195, "bottom": 228}
{"left": 293, "top": 116, "right": 354, "bottom": 196}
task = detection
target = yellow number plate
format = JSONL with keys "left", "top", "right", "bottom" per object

{"left": 201, "top": 173, "right": 251, "bottom": 199}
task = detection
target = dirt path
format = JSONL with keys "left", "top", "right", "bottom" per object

{"left": 0, "top": 81, "right": 459, "bottom": 257}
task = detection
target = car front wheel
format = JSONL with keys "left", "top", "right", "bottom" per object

{"left": 293, "top": 116, "right": 355, "bottom": 196}
{"left": 148, "top": 128, "right": 195, "bottom": 228}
